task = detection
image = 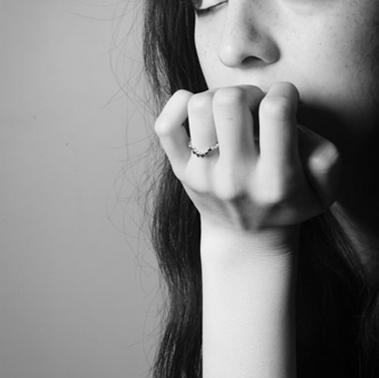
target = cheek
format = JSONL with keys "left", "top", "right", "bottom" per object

{"left": 195, "top": 34, "right": 213, "bottom": 72}
{"left": 195, "top": 20, "right": 229, "bottom": 88}
{"left": 279, "top": 6, "right": 379, "bottom": 111}
{"left": 194, "top": 1, "right": 379, "bottom": 112}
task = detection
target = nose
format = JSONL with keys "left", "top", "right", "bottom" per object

{"left": 217, "top": 2, "right": 280, "bottom": 68}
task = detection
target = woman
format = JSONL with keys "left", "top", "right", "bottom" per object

{"left": 143, "top": 0, "right": 379, "bottom": 376}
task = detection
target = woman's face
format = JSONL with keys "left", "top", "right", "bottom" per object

{"left": 194, "top": 0, "right": 379, "bottom": 149}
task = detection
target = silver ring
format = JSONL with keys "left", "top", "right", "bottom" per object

{"left": 188, "top": 140, "right": 219, "bottom": 158}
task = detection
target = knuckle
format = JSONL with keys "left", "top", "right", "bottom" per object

{"left": 310, "top": 141, "right": 340, "bottom": 173}
{"left": 214, "top": 183, "right": 242, "bottom": 202}
{"left": 213, "top": 171, "right": 242, "bottom": 201}
{"left": 180, "top": 163, "right": 211, "bottom": 194}
{"left": 271, "top": 82, "right": 299, "bottom": 97}
{"left": 213, "top": 86, "right": 247, "bottom": 108}
{"left": 260, "top": 95, "right": 294, "bottom": 121}
{"left": 259, "top": 186, "right": 284, "bottom": 207}
{"left": 155, "top": 89, "right": 192, "bottom": 137}
{"left": 188, "top": 91, "right": 213, "bottom": 114}
{"left": 255, "top": 172, "right": 288, "bottom": 207}
{"left": 154, "top": 113, "right": 174, "bottom": 137}
{"left": 172, "top": 165, "right": 186, "bottom": 183}
{"left": 171, "top": 89, "right": 194, "bottom": 107}
{"left": 213, "top": 171, "right": 253, "bottom": 205}
{"left": 174, "top": 89, "right": 191, "bottom": 100}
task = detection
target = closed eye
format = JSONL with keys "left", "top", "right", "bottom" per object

{"left": 193, "top": 0, "right": 228, "bottom": 17}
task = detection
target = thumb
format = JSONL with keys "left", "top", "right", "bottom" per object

{"left": 298, "top": 125, "right": 342, "bottom": 209}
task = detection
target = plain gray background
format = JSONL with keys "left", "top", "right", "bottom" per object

{"left": 1, "top": 0, "right": 160, "bottom": 377}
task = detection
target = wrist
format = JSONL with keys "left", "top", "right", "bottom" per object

{"left": 201, "top": 223, "right": 298, "bottom": 378}
{"left": 200, "top": 221, "right": 299, "bottom": 263}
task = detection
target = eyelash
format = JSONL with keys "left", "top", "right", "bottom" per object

{"left": 193, "top": 1, "right": 227, "bottom": 16}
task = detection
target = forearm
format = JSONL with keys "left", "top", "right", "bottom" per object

{"left": 201, "top": 227, "right": 298, "bottom": 378}
{"left": 155, "top": 84, "right": 337, "bottom": 377}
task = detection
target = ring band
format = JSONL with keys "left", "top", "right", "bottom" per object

{"left": 188, "top": 140, "right": 219, "bottom": 158}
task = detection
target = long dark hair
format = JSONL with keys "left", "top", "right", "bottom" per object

{"left": 142, "top": 1, "right": 379, "bottom": 376}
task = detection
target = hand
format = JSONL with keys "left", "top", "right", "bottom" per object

{"left": 155, "top": 82, "right": 341, "bottom": 235}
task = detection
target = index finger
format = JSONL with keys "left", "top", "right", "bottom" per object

{"left": 155, "top": 90, "right": 193, "bottom": 169}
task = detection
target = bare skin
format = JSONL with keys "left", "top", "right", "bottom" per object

{"left": 154, "top": 0, "right": 379, "bottom": 376}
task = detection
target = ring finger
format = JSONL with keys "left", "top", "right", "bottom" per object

{"left": 187, "top": 90, "right": 219, "bottom": 159}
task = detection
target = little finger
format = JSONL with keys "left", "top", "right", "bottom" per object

{"left": 155, "top": 90, "right": 193, "bottom": 171}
